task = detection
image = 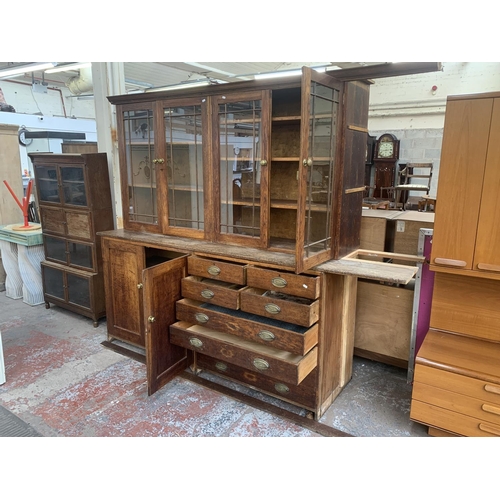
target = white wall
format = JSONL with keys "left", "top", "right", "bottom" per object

{"left": 368, "top": 62, "right": 500, "bottom": 196}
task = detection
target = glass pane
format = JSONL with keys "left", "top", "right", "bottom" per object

{"left": 61, "top": 166, "right": 87, "bottom": 206}
{"left": 67, "top": 274, "right": 90, "bottom": 309}
{"left": 219, "top": 99, "right": 262, "bottom": 237}
{"left": 123, "top": 108, "right": 157, "bottom": 224}
{"left": 68, "top": 241, "right": 94, "bottom": 269}
{"left": 165, "top": 105, "right": 204, "bottom": 230}
{"left": 304, "top": 82, "right": 339, "bottom": 257}
{"left": 35, "top": 166, "right": 60, "bottom": 203}
{"left": 44, "top": 236, "right": 67, "bottom": 264}
{"left": 43, "top": 266, "right": 65, "bottom": 299}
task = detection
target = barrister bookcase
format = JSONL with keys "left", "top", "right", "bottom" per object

{"left": 30, "top": 152, "right": 113, "bottom": 326}
{"left": 100, "top": 68, "right": 371, "bottom": 419}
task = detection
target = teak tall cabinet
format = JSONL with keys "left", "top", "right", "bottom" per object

{"left": 100, "top": 68, "right": 370, "bottom": 418}
{"left": 30, "top": 152, "right": 114, "bottom": 327}
{"left": 410, "top": 92, "right": 500, "bottom": 437}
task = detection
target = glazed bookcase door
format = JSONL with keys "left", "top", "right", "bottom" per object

{"left": 35, "top": 164, "right": 61, "bottom": 204}
{"left": 213, "top": 90, "right": 271, "bottom": 248}
{"left": 118, "top": 102, "right": 160, "bottom": 232}
{"left": 296, "top": 68, "right": 343, "bottom": 274}
{"left": 160, "top": 97, "right": 209, "bottom": 239}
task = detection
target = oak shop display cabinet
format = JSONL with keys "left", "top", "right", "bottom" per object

{"left": 100, "top": 68, "right": 371, "bottom": 419}
{"left": 30, "top": 152, "right": 114, "bottom": 327}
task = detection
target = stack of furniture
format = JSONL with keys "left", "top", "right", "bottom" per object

{"left": 30, "top": 153, "right": 113, "bottom": 327}
{"left": 99, "top": 68, "right": 371, "bottom": 419}
{"left": 410, "top": 91, "right": 500, "bottom": 437}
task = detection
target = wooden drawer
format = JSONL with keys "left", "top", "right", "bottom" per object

{"left": 175, "top": 298, "right": 318, "bottom": 356}
{"left": 414, "top": 364, "right": 500, "bottom": 407}
{"left": 170, "top": 321, "right": 317, "bottom": 385}
{"left": 181, "top": 276, "right": 243, "bottom": 310}
{"left": 196, "top": 353, "right": 318, "bottom": 409}
{"left": 246, "top": 266, "right": 321, "bottom": 300}
{"left": 187, "top": 256, "right": 247, "bottom": 285}
{"left": 410, "top": 400, "right": 500, "bottom": 437}
{"left": 240, "top": 287, "right": 319, "bottom": 327}
{"left": 412, "top": 381, "right": 500, "bottom": 427}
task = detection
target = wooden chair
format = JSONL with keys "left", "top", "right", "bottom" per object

{"left": 393, "top": 163, "right": 433, "bottom": 210}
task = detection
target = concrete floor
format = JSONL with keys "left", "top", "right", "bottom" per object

{"left": 0, "top": 291, "right": 429, "bottom": 437}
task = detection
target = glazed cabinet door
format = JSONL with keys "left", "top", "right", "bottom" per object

{"left": 117, "top": 102, "right": 160, "bottom": 233}
{"left": 473, "top": 98, "right": 500, "bottom": 274}
{"left": 431, "top": 97, "right": 493, "bottom": 271}
{"left": 143, "top": 254, "right": 189, "bottom": 395}
{"left": 160, "top": 97, "right": 209, "bottom": 239}
{"left": 296, "top": 68, "right": 343, "bottom": 273}
{"left": 213, "top": 90, "right": 271, "bottom": 248}
{"left": 102, "top": 238, "right": 146, "bottom": 346}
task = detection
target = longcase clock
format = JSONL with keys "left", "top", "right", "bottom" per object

{"left": 373, "top": 133, "right": 400, "bottom": 198}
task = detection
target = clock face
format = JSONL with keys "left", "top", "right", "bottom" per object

{"left": 378, "top": 141, "right": 394, "bottom": 158}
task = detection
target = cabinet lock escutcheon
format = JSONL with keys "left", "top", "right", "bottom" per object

{"left": 302, "top": 158, "right": 313, "bottom": 167}
{"left": 148, "top": 316, "right": 155, "bottom": 323}
{"left": 137, "top": 283, "right": 143, "bottom": 289}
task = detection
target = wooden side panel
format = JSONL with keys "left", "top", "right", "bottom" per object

{"left": 354, "top": 280, "right": 413, "bottom": 363}
{"left": 431, "top": 98, "right": 493, "bottom": 270}
{"left": 474, "top": 98, "right": 500, "bottom": 273}
{"left": 143, "top": 256, "right": 188, "bottom": 395}
{"left": 430, "top": 273, "right": 500, "bottom": 342}
{"left": 102, "top": 238, "right": 145, "bottom": 346}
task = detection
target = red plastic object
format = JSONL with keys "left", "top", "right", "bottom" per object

{"left": 3, "top": 179, "right": 33, "bottom": 228}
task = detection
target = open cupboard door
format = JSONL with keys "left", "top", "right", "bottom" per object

{"left": 296, "top": 67, "right": 343, "bottom": 274}
{"left": 142, "top": 255, "right": 189, "bottom": 395}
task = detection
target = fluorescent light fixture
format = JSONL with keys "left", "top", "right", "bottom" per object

{"left": 253, "top": 66, "right": 341, "bottom": 81}
{"left": 146, "top": 80, "right": 227, "bottom": 93}
{"left": 45, "top": 62, "right": 91, "bottom": 74}
{"left": 0, "top": 62, "right": 56, "bottom": 79}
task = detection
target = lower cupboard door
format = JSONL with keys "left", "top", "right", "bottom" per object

{"left": 197, "top": 353, "right": 318, "bottom": 409}
{"left": 170, "top": 321, "right": 317, "bottom": 385}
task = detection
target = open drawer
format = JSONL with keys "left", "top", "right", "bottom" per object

{"left": 170, "top": 321, "right": 318, "bottom": 385}
{"left": 240, "top": 287, "right": 320, "bottom": 327}
{"left": 175, "top": 298, "right": 318, "bottom": 356}
{"left": 181, "top": 276, "right": 244, "bottom": 310}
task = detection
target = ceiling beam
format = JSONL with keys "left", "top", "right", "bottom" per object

{"left": 327, "top": 62, "right": 443, "bottom": 81}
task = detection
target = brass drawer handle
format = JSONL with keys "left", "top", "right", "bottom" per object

{"left": 479, "top": 422, "right": 500, "bottom": 436}
{"left": 264, "top": 303, "right": 281, "bottom": 315}
{"left": 258, "top": 330, "right": 275, "bottom": 342}
{"left": 434, "top": 257, "right": 467, "bottom": 268}
{"left": 271, "top": 277, "right": 287, "bottom": 288}
{"left": 484, "top": 384, "right": 500, "bottom": 395}
{"left": 195, "top": 312, "right": 209, "bottom": 323}
{"left": 189, "top": 337, "right": 203, "bottom": 348}
{"left": 253, "top": 358, "right": 270, "bottom": 371}
{"left": 481, "top": 404, "right": 500, "bottom": 416}
{"left": 215, "top": 362, "right": 227, "bottom": 372}
{"left": 274, "top": 383, "right": 290, "bottom": 394}
{"left": 201, "top": 289, "right": 214, "bottom": 299}
{"left": 207, "top": 265, "right": 221, "bottom": 276}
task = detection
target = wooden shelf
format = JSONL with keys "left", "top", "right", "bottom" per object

{"left": 272, "top": 115, "right": 301, "bottom": 122}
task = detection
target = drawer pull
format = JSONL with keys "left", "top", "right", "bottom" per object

{"left": 207, "top": 265, "right": 221, "bottom": 276}
{"left": 479, "top": 423, "right": 500, "bottom": 436}
{"left": 215, "top": 362, "right": 227, "bottom": 372}
{"left": 189, "top": 337, "right": 203, "bottom": 348}
{"left": 484, "top": 384, "right": 500, "bottom": 395}
{"left": 258, "top": 330, "right": 275, "bottom": 342}
{"left": 264, "top": 303, "right": 281, "bottom": 315}
{"left": 195, "top": 313, "right": 209, "bottom": 323}
{"left": 477, "top": 263, "right": 500, "bottom": 272}
{"left": 275, "top": 383, "right": 290, "bottom": 394}
{"left": 481, "top": 404, "right": 500, "bottom": 416}
{"left": 271, "top": 277, "right": 287, "bottom": 288}
{"left": 201, "top": 289, "right": 215, "bottom": 299}
{"left": 253, "top": 358, "right": 270, "bottom": 371}
{"left": 434, "top": 257, "right": 467, "bottom": 268}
